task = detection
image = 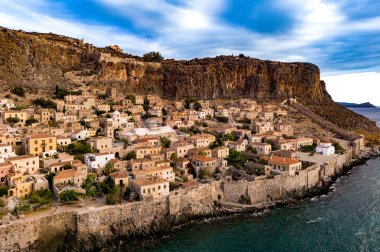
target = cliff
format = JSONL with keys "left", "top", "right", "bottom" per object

{"left": 0, "top": 27, "right": 379, "bottom": 135}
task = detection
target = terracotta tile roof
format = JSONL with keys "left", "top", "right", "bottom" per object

{"left": 131, "top": 158, "right": 154, "bottom": 164}
{"left": 54, "top": 169, "right": 77, "bottom": 180}
{"left": 109, "top": 171, "right": 129, "bottom": 179}
{"left": 144, "top": 165, "right": 172, "bottom": 172}
{"left": 132, "top": 176, "right": 168, "bottom": 186}
{"left": 50, "top": 160, "right": 82, "bottom": 167}
{"left": 29, "top": 134, "right": 54, "bottom": 139}
{"left": 265, "top": 155, "right": 300, "bottom": 165}
{"left": 8, "top": 155, "right": 36, "bottom": 161}
{"left": 192, "top": 155, "right": 216, "bottom": 162}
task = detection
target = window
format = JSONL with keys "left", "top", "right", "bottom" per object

{"left": 163, "top": 185, "right": 166, "bottom": 189}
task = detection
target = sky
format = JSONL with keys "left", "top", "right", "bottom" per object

{"left": 0, "top": 0, "right": 379, "bottom": 104}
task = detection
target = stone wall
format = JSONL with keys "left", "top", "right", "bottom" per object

{"left": 0, "top": 152, "right": 358, "bottom": 251}
{"left": 224, "top": 164, "right": 322, "bottom": 205}
{"left": 0, "top": 211, "right": 77, "bottom": 251}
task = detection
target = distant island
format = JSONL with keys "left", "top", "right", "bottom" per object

{"left": 338, "top": 102, "right": 376, "bottom": 108}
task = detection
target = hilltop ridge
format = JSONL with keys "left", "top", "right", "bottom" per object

{"left": 0, "top": 26, "right": 379, "bottom": 137}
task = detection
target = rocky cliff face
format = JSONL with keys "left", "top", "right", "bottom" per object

{"left": 0, "top": 27, "right": 324, "bottom": 102}
{"left": 0, "top": 27, "right": 378, "bottom": 135}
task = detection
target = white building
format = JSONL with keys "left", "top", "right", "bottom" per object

{"left": 198, "top": 111, "right": 206, "bottom": 119}
{"left": 316, "top": 142, "right": 335, "bottom": 155}
{"left": 84, "top": 152, "right": 115, "bottom": 173}
{"left": 69, "top": 130, "right": 91, "bottom": 140}
{"left": 0, "top": 144, "right": 16, "bottom": 162}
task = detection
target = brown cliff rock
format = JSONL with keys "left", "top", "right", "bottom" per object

{"left": 0, "top": 27, "right": 378, "bottom": 136}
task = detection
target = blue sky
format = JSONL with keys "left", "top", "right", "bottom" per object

{"left": 0, "top": 0, "right": 379, "bottom": 104}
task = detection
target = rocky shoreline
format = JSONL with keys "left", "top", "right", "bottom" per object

{"left": 52, "top": 147, "right": 380, "bottom": 252}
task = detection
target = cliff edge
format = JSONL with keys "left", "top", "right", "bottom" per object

{"left": 0, "top": 27, "right": 378, "bottom": 137}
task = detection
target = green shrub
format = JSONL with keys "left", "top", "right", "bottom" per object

{"left": 124, "top": 151, "right": 136, "bottom": 160}
{"left": 160, "top": 137, "right": 171, "bottom": 148}
{"left": 106, "top": 189, "right": 121, "bottom": 205}
{"left": 25, "top": 118, "right": 38, "bottom": 126}
{"left": 0, "top": 186, "right": 9, "bottom": 197}
{"left": 10, "top": 106, "right": 27, "bottom": 111}
{"left": 125, "top": 94, "right": 136, "bottom": 104}
{"left": 32, "top": 98, "right": 57, "bottom": 109}
{"left": 216, "top": 116, "right": 229, "bottom": 123}
{"left": 16, "top": 203, "right": 31, "bottom": 213}
{"left": 11, "top": 87, "right": 25, "bottom": 97}
{"left": 6, "top": 117, "right": 20, "bottom": 125}
{"left": 59, "top": 190, "right": 79, "bottom": 202}
{"left": 142, "top": 51, "right": 164, "bottom": 62}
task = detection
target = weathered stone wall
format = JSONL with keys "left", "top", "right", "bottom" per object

{"left": 0, "top": 211, "right": 77, "bottom": 251}
{"left": 0, "top": 153, "right": 359, "bottom": 251}
{"left": 224, "top": 164, "right": 322, "bottom": 205}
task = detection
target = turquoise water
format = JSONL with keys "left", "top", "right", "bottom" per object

{"left": 135, "top": 107, "right": 380, "bottom": 252}
{"left": 142, "top": 158, "right": 380, "bottom": 252}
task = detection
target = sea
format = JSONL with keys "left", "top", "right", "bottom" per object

{"left": 349, "top": 107, "right": 380, "bottom": 127}
{"left": 137, "top": 108, "right": 380, "bottom": 252}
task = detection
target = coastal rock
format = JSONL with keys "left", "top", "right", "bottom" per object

{"left": 0, "top": 27, "right": 378, "bottom": 134}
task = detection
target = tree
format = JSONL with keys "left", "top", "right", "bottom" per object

{"left": 101, "top": 176, "right": 115, "bottom": 194}
{"left": 59, "top": 190, "right": 79, "bottom": 202}
{"left": 247, "top": 146, "right": 257, "bottom": 154}
{"left": 25, "top": 118, "right": 38, "bottom": 126}
{"left": 106, "top": 187, "right": 121, "bottom": 205}
{"left": 95, "top": 110, "right": 106, "bottom": 116}
{"left": 67, "top": 141, "right": 92, "bottom": 155}
{"left": 6, "top": 117, "right": 20, "bottom": 126}
{"left": 125, "top": 94, "right": 136, "bottom": 104}
{"left": 97, "top": 93, "right": 108, "bottom": 99}
{"left": 0, "top": 186, "right": 9, "bottom": 197}
{"left": 333, "top": 141, "right": 346, "bottom": 154}
{"left": 143, "top": 51, "right": 164, "bottom": 62}
{"left": 216, "top": 116, "right": 229, "bottom": 123}
{"left": 104, "top": 162, "right": 116, "bottom": 176}
{"left": 225, "top": 150, "right": 248, "bottom": 168}
{"left": 301, "top": 145, "right": 315, "bottom": 153}
{"left": 160, "top": 137, "right": 171, "bottom": 148}
{"left": 169, "top": 182, "right": 180, "bottom": 191}
{"left": 11, "top": 87, "right": 25, "bottom": 97}
{"left": 10, "top": 105, "right": 28, "bottom": 111}
{"left": 199, "top": 168, "right": 213, "bottom": 179}
{"left": 224, "top": 133, "right": 237, "bottom": 141}
{"left": 184, "top": 97, "right": 198, "bottom": 109}
{"left": 54, "top": 85, "right": 82, "bottom": 99}
{"left": 82, "top": 174, "right": 97, "bottom": 198}
{"left": 170, "top": 153, "right": 178, "bottom": 161}
{"left": 48, "top": 119, "right": 57, "bottom": 127}
{"left": 125, "top": 151, "right": 136, "bottom": 160}
{"left": 32, "top": 98, "right": 57, "bottom": 109}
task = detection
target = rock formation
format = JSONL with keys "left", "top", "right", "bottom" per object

{"left": 0, "top": 26, "right": 378, "bottom": 135}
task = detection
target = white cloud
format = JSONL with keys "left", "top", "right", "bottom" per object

{"left": 0, "top": 0, "right": 170, "bottom": 56}
{"left": 323, "top": 71, "right": 380, "bottom": 105}
{"left": 0, "top": 0, "right": 379, "bottom": 88}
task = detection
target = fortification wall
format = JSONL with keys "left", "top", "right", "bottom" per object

{"left": 0, "top": 153, "right": 358, "bottom": 251}
{"left": 0, "top": 211, "right": 77, "bottom": 251}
